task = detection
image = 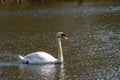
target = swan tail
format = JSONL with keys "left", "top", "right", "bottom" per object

{"left": 18, "top": 55, "right": 29, "bottom": 64}
{"left": 18, "top": 55, "right": 24, "bottom": 60}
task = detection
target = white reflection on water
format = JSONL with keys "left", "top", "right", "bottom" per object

{"left": 18, "top": 63, "right": 65, "bottom": 80}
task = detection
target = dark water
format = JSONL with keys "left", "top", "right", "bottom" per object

{"left": 0, "top": 1, "right": 120, "bottom": 80}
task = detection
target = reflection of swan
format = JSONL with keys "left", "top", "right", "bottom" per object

{"left": 19, "top": 64, "right": 65, "bottom": 80}
{"left": 18, "top": 32, "right": 68, "bottom": 64}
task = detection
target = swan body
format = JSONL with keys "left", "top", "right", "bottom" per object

{"left": 18, "top": 32, "right": 68, "bottom": 64}
{"left": 19, "top": 52, "right": 58, "bottom": 64}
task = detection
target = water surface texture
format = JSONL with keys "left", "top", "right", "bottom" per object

{"left": 0, "top": 1, "right": 120, "bottom": 80}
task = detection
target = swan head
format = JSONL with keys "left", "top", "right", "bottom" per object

{"left": 56, "top": 32, "right": 68, "bottom": 40}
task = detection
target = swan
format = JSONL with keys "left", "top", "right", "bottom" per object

{"left": 18, "top": 32, "right": 68, "bottom": 64}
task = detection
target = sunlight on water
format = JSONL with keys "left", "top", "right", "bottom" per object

{"left": 0, "top": 6, "right": 120, "bottom": 17}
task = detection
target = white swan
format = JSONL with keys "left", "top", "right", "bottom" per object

{"left": 18, "top": 32, "right": 68, "bottom": 64}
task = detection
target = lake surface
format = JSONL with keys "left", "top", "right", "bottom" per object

{"left": 0, "top": 1, "right": 120, "bottom": 80}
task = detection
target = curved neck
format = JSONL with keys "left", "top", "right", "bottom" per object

{"left": 57, "top": 38, "right": 63, "bottom": 63}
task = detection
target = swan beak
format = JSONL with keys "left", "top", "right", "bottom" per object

{"left": 63, "top": 36, "right": 68, "bottom": 40}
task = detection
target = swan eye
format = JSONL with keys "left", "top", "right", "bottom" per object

{"left": 61, "top": 34, "right": 66, "bottom": 37}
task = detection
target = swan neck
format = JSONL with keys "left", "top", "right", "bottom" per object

{"left": 57, "top": 38, "right": 63, "bottom": 62}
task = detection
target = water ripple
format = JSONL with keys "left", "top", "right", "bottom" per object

{"left": 0, "top": 6, "right": 120, "bottom": 17}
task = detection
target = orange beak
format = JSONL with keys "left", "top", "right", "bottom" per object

{"left": 62, "top": 36, "right": 68, "bottom": 40}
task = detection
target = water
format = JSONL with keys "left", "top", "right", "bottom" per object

{"left": 0, "top": 1, "right": 120, "bottom": 80}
